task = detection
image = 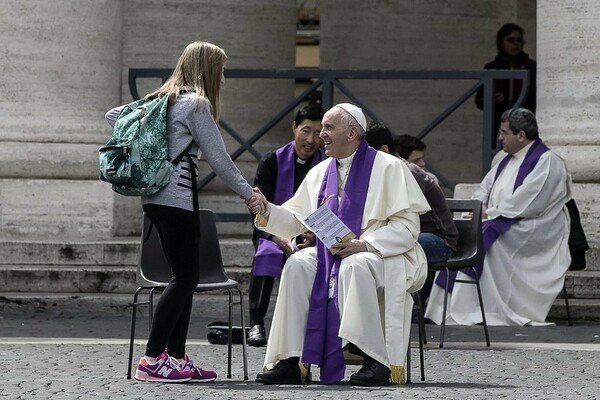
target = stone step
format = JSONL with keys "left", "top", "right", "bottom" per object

{"left": 564, "top": 270, "right": 600, "bottom": 298}
{"left": 2, "top": 237, "right": 598, "bottom": 270}
{"left": 1, "top": 291, "right": 598, "bottom": 323}
{"left": 0, "top": 178, "right": 258, "bottom": 239}
{"left": 0, "top": 265, "right": 255, "bottom": 294}
{"left": 547, "top": 298, "right": 600, "bottom": 322}
{"left": 0, "top": 238, "right": 255, "bottom": 267}
{"left": 0, "top": 292, "right": 261, "bottom": 318}
{"left": 0, "top": 261, "right": 598, "bottom": 299}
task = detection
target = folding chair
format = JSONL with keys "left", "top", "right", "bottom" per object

{"left": 428, "top": 199, "right": 491, "bottom": 348}
{"left": 126, "top": 209, "right": 248, "bottom": 380}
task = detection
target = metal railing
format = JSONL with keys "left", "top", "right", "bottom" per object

{"left": 129, "top": 68, "right": 528, "bottom": 218}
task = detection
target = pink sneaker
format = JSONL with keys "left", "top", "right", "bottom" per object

{"left": 180, "top": 355, "right": 217, "bottom": 383}
{"left": 134, "top": 352, "right": 193, "bottom": 383}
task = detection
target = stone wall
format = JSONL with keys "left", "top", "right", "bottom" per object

{"left": 3, "top": 0, "right": 599, "bottom": 245}
{"left": 0, "top": 0, "right": 296, "bottom": 238}
{"left": 320, "top": 0, "right": 537, "bottom": 185}
{"left": 0, "top": 0, "right": 123, "bottom": 238}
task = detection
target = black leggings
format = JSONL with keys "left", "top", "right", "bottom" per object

{"left": 142, "top": 203, "right": 200, "bottom": 359}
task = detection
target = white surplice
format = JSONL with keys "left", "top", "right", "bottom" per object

{"left": 425, "top": 144, "right": 572, "bottom": 326}
{"left": 255, "top": 150, "right": 430, "bottom": 382}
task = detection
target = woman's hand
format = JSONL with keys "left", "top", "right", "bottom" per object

{"left": 246, "top": 187, "right": 269, "bottom": 215}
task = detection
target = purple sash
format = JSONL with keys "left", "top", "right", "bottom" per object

{"left": 254, "top": 142, "right": 324, "bottom": 277}
{"left": 436, "top": 139, "right": 549, "bottom": 291}
{"left": 302, "top": 141, "right": 376, "bottom": 384}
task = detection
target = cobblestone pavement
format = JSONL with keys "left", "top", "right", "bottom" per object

{"left": 1, "top": 298, "right": 599, "bottom": 399}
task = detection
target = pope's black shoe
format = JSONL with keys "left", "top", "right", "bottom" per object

{"left": 349, "top": 355, "right": 391, "bottom": 387}
{"left": 247, "top": 325, "right": 267, "bottom": 347}
{"left": 255, "top": 358, "right": 302, "bottom": 385}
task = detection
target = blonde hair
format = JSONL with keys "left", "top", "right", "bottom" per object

{"left": 146, "top": 41, "right": 227, "bottom": 121}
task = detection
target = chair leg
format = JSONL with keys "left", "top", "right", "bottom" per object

{"left": 563, "top": 283, "right": 572, "bottom": 326}
{"left": 418, "top": 327, "right": 425, "bottom": 382}
{"left": 127, "top": 287, "right": 143, "bottom": 379}
{"left": 471, "top": 268, "right": 491, "bottom": 347}
{"left": 148, "top": 288, "right": 156, "bottom": 332}
{"left": 224, "top": 288, "right": 249, "bottom": 380}
{"left": 405, "top": 293, "right": 427, "bottom": 383}
{"left": 414, "top": 291, "right": 426, "bottom": 381}
{"left": 406, "top": 335, "right": 411, "bottom": 384}
{"left": 234, "top": 286, "right": 249, "bottom": 380}
{"left": 440, "top": 269, "right": 450, "bottom": 348}
{"left": 227, "top": 289, "right": 233, "bottom": 379}
{"left": 416, "top": 291, "right": 427, "bottom": 345}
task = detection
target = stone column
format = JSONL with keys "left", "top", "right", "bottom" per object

{"left": 537, "top": 1, "right": 600, "bottom": 243}
{"left": 0, "top": 0, "right": 297, "bottom": 238}
{"left": 0, "top": 0, "right": 123, "bottom": 238}
{"left": 319, "top": 0, "right": 536, "bottom": 185}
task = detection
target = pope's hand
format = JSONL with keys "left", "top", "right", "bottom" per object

{"left": 271, "top": 236, "right": 295, "bottom": 257}
{"left": 297, "top": 231, "right": 316, "bottom": 250}
{"left": 246, "top": 187, "right": 269, "bottom": 215}
{"left": 330, "top": 239, "right": 367, "bottom": 258}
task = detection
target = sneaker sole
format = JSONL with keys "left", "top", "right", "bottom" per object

{"left": 189, "top": 377, "right": 217, "bottom": 383}
{"left": 134, "top": 372, "right": 192, "bottom": 383}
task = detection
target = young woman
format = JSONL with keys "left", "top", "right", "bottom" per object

{"left": 106, "top": 41, "right": 264, "bottom": 383}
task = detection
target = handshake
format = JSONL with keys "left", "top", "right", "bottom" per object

{"left": 245, "top": 187, "right": 269, "bottom": 216}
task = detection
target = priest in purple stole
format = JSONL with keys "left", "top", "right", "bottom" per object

{"left": 426, "top": 108, "right": 572, "bottom": 326}
{"left": 254, "top": 103, "right": 430, "bottom": 386}
{"left": 248, "top": 105, "right": 325, "bottom": 347}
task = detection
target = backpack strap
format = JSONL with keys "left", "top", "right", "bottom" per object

{"left": 171, "top": 141, "right": 193, "bottom": 164}
{"left": 174, "top": 142, "right": 200, "bottom": 244}
{"left": 189, "top": 152, "right": 200, "bottom": 244}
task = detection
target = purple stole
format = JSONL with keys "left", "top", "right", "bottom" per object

{"left": 436, "top": 139, "right": 549, "bottom": 291}
{"left": 253, "top": 142, "right": 324, "bottom": 277}
{"left": 302, "top": 141, "right": 376, "bottom": 384}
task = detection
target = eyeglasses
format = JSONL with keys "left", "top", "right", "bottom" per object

{"left": 505, "top": 37, "right": 523, "bottom": 44}
{"left": 497, "top": 128, "right": 513, "bottom": 137}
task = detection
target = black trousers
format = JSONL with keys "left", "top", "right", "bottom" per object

{"left": 248, "top": 274, "right": 275, "bottom": 327}
{"left": 142, "top": 204, "right": 200, "bottom": 359}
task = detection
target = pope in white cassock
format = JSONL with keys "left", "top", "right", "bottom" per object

{"left": 426, "top": 108, "right": 572, "bottom": 326}
{"left": 253, "top": 103, "right": 430, "bottom": 386}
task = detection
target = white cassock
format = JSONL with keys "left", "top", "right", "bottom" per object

{"left": 255, "top": 149, "right": 430, "bottom": 383}
{"left": 426, "top": 143, "right": 572, "bottom": 326}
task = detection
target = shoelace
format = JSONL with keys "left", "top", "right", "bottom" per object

{"left": 186, "top": 358, "right": 198, "bottom": 369}
{"left": 181, "top": 356, "right": 203, "bottom": 373}
{"left": 168, "top": 356, "right": 185, "bottom": 371}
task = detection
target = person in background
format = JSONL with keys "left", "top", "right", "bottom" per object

{"left": 394, "top": 133, "right": 441, "bottom": 187}
{"left": 394, "top": 134, "right": 427, "bottom": 169}
{"left": 366, "top": 122, "right": 457, "bottom": 304}
{"left": 247, "top": 105, "right": 325, "bottom": 347}
{"left": 105, "top": 41, "right": 266, "bottom": 383}
{"left": 426, "top": 108, "right": 571, "bottom": 326}
{"left": 475, "top": 22, "right": 537, "bottom": 150}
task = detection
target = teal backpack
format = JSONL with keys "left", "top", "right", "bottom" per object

{"left": 99, "top": 95, "right": 180, "bottom": 196}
